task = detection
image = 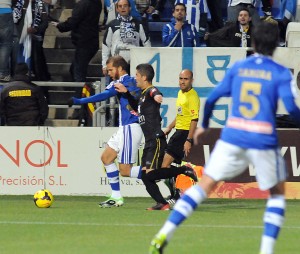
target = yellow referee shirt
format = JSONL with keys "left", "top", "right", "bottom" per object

{"left": 175, "top": 88, "right": 200, "bottom": 130}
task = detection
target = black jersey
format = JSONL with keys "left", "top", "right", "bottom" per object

{"left": 127, "top": 85, "right": 163, "bottom": 141}
{"left": 138, "top": 86, "right": 164, "bottom": 141}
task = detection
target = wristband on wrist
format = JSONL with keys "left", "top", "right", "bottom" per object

{"left": 186, "top": 138, "right": 193, "bottom": 144}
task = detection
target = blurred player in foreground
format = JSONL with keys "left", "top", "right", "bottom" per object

{"left": 149, "top": 22, "right": 300, "bottom": 254}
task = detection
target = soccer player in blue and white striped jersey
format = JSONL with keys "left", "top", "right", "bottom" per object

{"left": 70, "top": 56, "right": 143, "bottom": 208}
{"left": 149, "top": 22, "right": 300, "bottom": 254}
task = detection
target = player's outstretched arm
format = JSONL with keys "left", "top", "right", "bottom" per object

{"left": 68, "top": 97, "right": 75, "bottom": 107}
{"left": 68, "top": 89, "right": 117, "bottom": 106}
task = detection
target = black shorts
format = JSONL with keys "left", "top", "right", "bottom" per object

{"left": 142, "top": 137, "right": 167, "bottom": 169}
{"left": 166, "top": 129, "right": 189, "bottom": 164}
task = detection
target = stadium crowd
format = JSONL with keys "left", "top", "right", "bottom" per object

{"left": 0, "top": 0, "right": 298, "bottom": 85}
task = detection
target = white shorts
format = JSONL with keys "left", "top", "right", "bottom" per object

{"left": 107, "top": 123, "right": 142, "bottom": 164}
{"left": 204, "top": 140, "right": 287, "bottom": 191}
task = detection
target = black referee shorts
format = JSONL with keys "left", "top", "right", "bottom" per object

{"left": 166, "top": 129, "right": 189, "bottom": 164}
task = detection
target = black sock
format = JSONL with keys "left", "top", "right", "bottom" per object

{"left": 141, "top": 171, "right": 167, "bottom": 204}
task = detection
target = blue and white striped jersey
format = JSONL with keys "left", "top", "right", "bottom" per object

{"left": 202, "top": 54, "right": 300, "bottom": 149}
{"left": 106, "top": 74, "right": 141, "bottom": 126}
{"left": 174, "top": 0, "right": 208, "bottom": 31}
{"left": 75, "top": 74, "right": 140, "bottom": 126}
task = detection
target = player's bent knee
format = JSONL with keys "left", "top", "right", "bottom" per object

{"left": 101, "top": 154, "right": 110, "bottom": 165}
{"left": 101, "top": 150, "right": 117, "bottom": 165}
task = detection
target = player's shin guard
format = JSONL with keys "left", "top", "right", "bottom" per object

{"left": 260, "top": 195, "right": 285, "bottom": 254}
{"left": 158, "top": 185, "right": 207, "bottom": 241}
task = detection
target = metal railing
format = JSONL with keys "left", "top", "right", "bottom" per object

{"left": 35, "top": 78, "right": 119, "bottom": 127}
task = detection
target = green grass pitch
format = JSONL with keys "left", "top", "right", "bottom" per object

{"left": 0, "top": 196, "right": 299, "bottom": 254}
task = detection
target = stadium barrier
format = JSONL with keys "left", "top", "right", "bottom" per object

{"left": 0, "top": 127, "right": 299, "bottom": 198}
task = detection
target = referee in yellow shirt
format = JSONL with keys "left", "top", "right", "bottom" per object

{"left": 163, "top": 69, "right": 200, "bottom": 201}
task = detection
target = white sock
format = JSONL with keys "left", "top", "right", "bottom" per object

{"left": 260, "top": 236, "right": 275, "bottom": 254}
{"left": 130, "top": 166, "right": 142, "bottom": 178}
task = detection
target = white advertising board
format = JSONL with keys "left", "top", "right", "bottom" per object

{"left": 0, "top": 127, "right": 169, "bottom": 196}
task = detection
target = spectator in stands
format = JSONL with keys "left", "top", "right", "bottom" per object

{"left": 209, "top": 0, "right": 275, "bottom": 34}
{"left": 30, "top": 0, "right": 51, "bottom": 81}
{"left": 10, "top": 1, "right": 20, "bottom": 78}
{"left": 162, "top": 3, "right": 200, "bottom": 47}
{"left": 135, "top": 0, "right": 175, "bottom": 21}
{"left": 206, "top": 0, "right": 224, "bottom": 33}
{"left": 277, "top": 0, "right": 297, "bottom": 42}
{"left": 259, "top": 1, "right": 279, "bottom": 27}
{"left": 103, "top": 0, "right": 141, "bottom": 26}
{"left": 11, "top": 23, "right": 19, "bottom": 78}
{"left": 174, "top": 0, "right": 209, "bottom": 43}
{"left": 102, "top": 0, "right": 151, "bottom": 75}
{"left": 103, "top": 0, "right": 161, "bottom": 23}
{"left": 0, "top": 0, "right": 14, "bottom": 82}
{"left": 14, "top": 0, "right": 51, "bottom": 82}
{"left": 42, "top": 0, "right": 59, "bottom": 22}
{"left": 135, "top": 0, "right": 152, "bottom": 18}
{"left": 227, "top": 0, "right": 261, "bottom": 25}
{"left": 0, "top": 63, "right": 49, "bottom": 126}
{"left": 261, "top": 0, "right": 273, "bottom": 17}
{"left": 228, "top": 0, "right": 275, "bottom": 24}
{"left": 133, "top": 0, "right": 157, "bottom": 33}
{"left": 134, "top": 0, "right": 157, "bottom": 25}
{"left": 150, "top": 0, "right": 165, "bottom": 21}
{"left": 205, "top": 8, "right": 253, "bottom": 48}
{"left": 51, "top": 0, "right": 102, "bottom": 84}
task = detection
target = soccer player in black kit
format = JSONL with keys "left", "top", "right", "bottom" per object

{"left": 115, "top": 63, "right": 197, "bottom": 210}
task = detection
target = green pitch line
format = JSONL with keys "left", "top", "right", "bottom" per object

{"left": 1, "top": 220, "right": 300, "bottom": 230}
